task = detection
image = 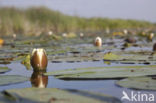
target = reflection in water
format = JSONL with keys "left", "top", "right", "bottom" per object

{"left": 30, "top": 71, "right": 48, "bottom": 88}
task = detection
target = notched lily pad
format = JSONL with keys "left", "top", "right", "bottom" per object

{"left": 116, "top": 76, "right": 156, "bottom": 90}
{"left": 1, "top": 88, "right": 121, "bottom": 103}
{"left": 45, "top": 65, "right": 156, "bottom": 80}
{"left": 0, "top": 75, "right": 28, "bottom": 86}
{"left": 0, "top": 67, "right": 11, "bottom": 73}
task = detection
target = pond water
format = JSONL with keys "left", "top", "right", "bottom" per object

{"left": 0, "top": 34, "right": 156, "bottom": 103}
{"left": 0, "top": 61, "right": 156, "bottom": 102}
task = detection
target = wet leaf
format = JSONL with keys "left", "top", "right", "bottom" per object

{"left": 0, "top": 67, "right": 11, "bottom": 73}
{"left": 103, "top": 51, "right": 156, "bottom": 64}
{"left": 45, "top": 65, "right": 156, "bottom": 80}
{"left": 0, "top": 75, "right": 28, "bottom": 86}
{"left": 50, "top": 52, "right": 104, "bottom": 62}
{"left": 116, "top": 76, "right": 156, "bottom": 90}
{"left": 1, "top": 88, "right": 121, "bottom": 103}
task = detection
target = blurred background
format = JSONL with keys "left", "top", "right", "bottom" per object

{"left": 0, "top": 0, "right": 156, "bottom": 36}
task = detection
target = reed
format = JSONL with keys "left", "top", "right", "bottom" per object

{"left": 0, "top": 7, "right": 154, "bottom": 36}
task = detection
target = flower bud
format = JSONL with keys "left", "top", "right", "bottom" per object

{"left": 94, "top": 37, "right": 102, "bottom": 47}
{"left": 148, "top": 33, "right": 154, "bottom": 41}
{"left": 31, "top": 48, "right": 48, "bottom": 71}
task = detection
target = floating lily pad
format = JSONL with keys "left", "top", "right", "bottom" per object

{"left": 51, "top": 52, "right": 104, "bottom": 62}
{"left": 103, "top": 51, "right": 156, "bottom": 64}
{"left": 116, "top": 76, "right": 156, "bottom": 90}
{"left": 104, "top": 52, "right": 149, "bottom": 61}
{"left": 0, "top": 75, "right": 28, "bottom": 86}
{"left": 45, "top": 65, "right": 156, "bottom": 80}
{"left": 0, "top": 67, "right": 11, "bottom": 73}
{"left": 0, "top": 54, "right": 14, "bottom": 64}
{"left": 103, "top": 52, "right": 120, "bottom": 60}
{"left": 69, "top": 45, "right": 114, "bottom": 53}
{"left": 1, "top": 88, "right": 121, "bottom": 103}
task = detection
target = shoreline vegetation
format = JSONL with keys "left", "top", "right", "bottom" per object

{"left": 0, "top": 7, "right": 155, "bottom": 36}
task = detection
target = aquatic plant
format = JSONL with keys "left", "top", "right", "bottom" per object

{"left": 0, "top": 7, "right": 154, "bottom": 36}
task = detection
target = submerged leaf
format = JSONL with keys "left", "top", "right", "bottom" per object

{"left": 116, "top": 76, "right": 156, "bottom": 90}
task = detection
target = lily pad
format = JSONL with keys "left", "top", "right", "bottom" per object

{"left": 116, "top": 76, "right": 156, "bottom": 90}
{"left": 0, "top": 67, "right": 11, "bottom": 73}
{"left": 103, "top": 51, "right": 156, "bottom": 64}
{"left": 51, "top": 52, "right": 104, "bottom": 62}
{"left": 103, "top": 52, "right": 120, "bottom": 61}
{"left": 103, "top": 52, "right": 149, "bottom": 61}
{"left": 0, "top": 75, "right": 28, "bottom": 86}
{"left": 1, "top": 88, "right": 121, "bottom": 103}
{"left": 45, "top": 65, "right": 156, "bottom": 80}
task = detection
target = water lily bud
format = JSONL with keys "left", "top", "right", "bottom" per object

{"left": 123, "top": 29, "right": 128, "bottom": 35}
{"left": 62, "top": 33, "right": 67, "bottom": 37}
{"left": 148, "top": 33, "right": 154, "bottom": 41}
{"left": 13, "top": 34, "right": 16, "bottom": 39}
{"left": 153, "top": 43, "right": 156, "bottom": 52}
{"left": 106, "top": 28, "right": 110, "bottom": 34}
{"left": 31, "top": 71, "right": 48, "bottom": 88}
{"left": 48, "top": 31, "right": 53, "bottom": 36}
{"left": 31, "top": 48, "right": 48, "bottom": 71}
{"left": 80, "top": 33, "right": 84, "bottom": 37}
{"left": 94, "top": 37, "right": 102, "bottom": 47}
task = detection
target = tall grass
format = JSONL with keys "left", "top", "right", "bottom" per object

{"left": 0, "top": 7, "right": 154, "bottom": 36}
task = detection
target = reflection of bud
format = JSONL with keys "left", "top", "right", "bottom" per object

{"left": 31, "top": 48, "right": 48, "bottom": 71}
{"left": 30, "top": 71, "right": 48, "bottom": 88}
{"left": 153, "top": 43, "right": 156, "bottom": 52}
{"left": 94, "top": 37, "right": 102, "bottom": 47}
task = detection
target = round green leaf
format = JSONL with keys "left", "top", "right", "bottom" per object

{"left": 116, "top": 76, "right": 156, "bottom": 90}
{"left": 0, "top": 75, "right": 28, "bottom": 86}
{"left": 0, "top": 67, "right": 11, "bottom": 73}
{"left": 45, "top": 65, "right": 156, "bottom": 80}
{"left": 1, "top": 88, "right": 121, "bottom": 103}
